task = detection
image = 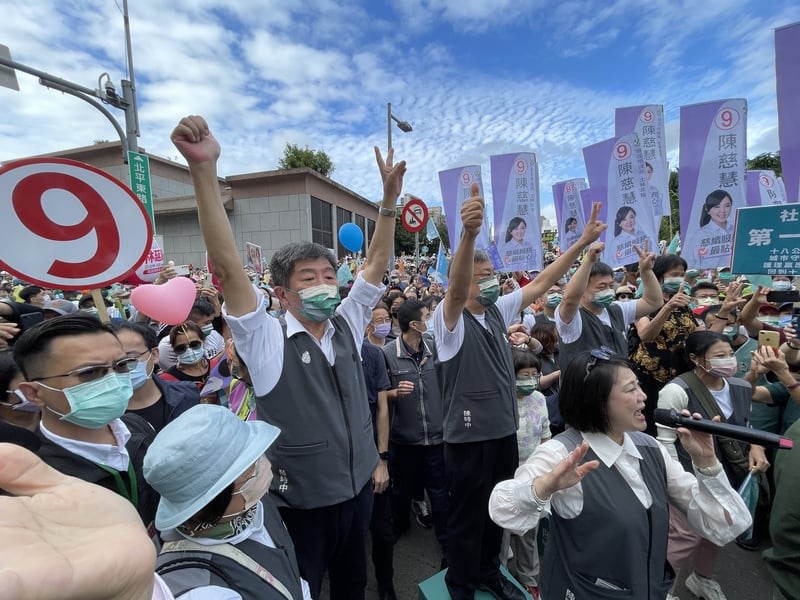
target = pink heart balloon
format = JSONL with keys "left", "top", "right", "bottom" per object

{"left": 130, "top": 277, "right": 197, "bottom": 325}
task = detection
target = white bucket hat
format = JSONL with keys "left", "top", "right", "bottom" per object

{"left": 144, "top": 404, "right": 280, "bottom": 531}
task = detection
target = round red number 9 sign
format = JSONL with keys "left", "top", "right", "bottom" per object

{"left": 641, "top": 110, "right": 654, "bottom": 123}
{"left": 515, "top": 159, "right": 527, "bottom": 174}
{"left": 0, "top": 158, "right": 152, "bottom": 289}
{"left": 714, "top": 107, "right": 740, "bottom": 130}
{"left": 461, "top": 171, "right": 472, "bottom": 185}
{"left": 614, "top": 142, "right": 631, "bottom": 161}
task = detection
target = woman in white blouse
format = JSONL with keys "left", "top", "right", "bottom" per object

{"left": 489, "top": 348, "right": 751, "bottom": 600}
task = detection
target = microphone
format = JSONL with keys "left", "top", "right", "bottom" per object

{"left": 654, "top": 409, "right": 793, "bottom": 451}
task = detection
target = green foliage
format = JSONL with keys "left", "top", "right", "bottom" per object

{"left": 278, "top": 143, "right": 335, "bottom": 177}
{"left": 746, "top": 152, "right": 782, "bottom": 176}
{"left": 659, "top": 169, "right": 681, "bottom": 242}
{"left": 393, "top": 218, "right": 449, "bottom": 256}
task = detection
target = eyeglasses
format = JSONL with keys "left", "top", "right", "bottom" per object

{"left": 173, "top": 340, "right": 203, "bottom": 354}
{"left": 32, "top": 357, "right": 138, "bottom": 384}
{"left": 584, "top": 346, "right": 616, "bottom": 381}
{"left": 616, "top": 294, "right": 633, "bottom": 300}
{"left": 372, "top": 317, "right": 392, "bottom": 325}
{"left": 127, "top": 349, "right": 152, "bottom": 362}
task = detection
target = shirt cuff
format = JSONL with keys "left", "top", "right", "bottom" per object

{"left": 346, "top": 273, "right": 385, "bottom": 307}
{"left": 222, "top": 285, "right": 265, "bottom": 335}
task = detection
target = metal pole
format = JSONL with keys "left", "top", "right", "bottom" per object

{"left": 121, "top": 79, "right": 138, "bottom": 153}
{"left": 415, "top": 231, "right": 420, "bottom": 268}
{"left": 387, "top": 102, "right": 392, "bottom": 153}
{"left": 122, "top": 0, "right": 140, "bottom": 151}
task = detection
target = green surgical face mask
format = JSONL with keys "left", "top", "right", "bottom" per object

{"left": 515, "top": 376, "right": 538, "bottom": 397}
{"left": 476, "top": 276, "right": 500, "bottom": 307}
{"left": 662, "top": 277, "right": 684, "bottom": 294}
{"left": 179, "top": 505, "right": 258, "bottom": 540}
{"left": 591, "top": 289, "right": 616, "bottom": 308}
{"left": 545, "top": 293, "right": 562, "bottom": 308}
{"left": 291, "top": 284, "right": 340, "bottom": 322}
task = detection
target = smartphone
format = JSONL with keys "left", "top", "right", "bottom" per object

{"left": 173, "top": 264, "right": 191, "bottom": 276}
{"left": 758, "top": 330, "right": 781, "bottom": 349}
{"left": 766, "top": 290, "right": 800, "bottom": 303}
{"left": 203, "top": 273, "right": 214, "bottom": 288}
{"left": 19, "top": 311, "right": 44, "bottom": 331}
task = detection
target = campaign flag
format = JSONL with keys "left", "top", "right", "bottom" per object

{"left": 245, "top": 242, "right": 263, "bottom": 274}
{"left": 746, "top": 170, "right": 787, "bottom": 206}
{"left": 615, "top": 105, "right": 670, "bottom": 230}
{"left": 665, "top": 232, "right": 681, "bottom": 255}
{"left": 552, "top": 178, "right": 588, "bottom": 251}
{"left": 439, "top": 165, "right": 491, "bottom": 257}
{"left": 490, "top": 153, "right": 543, "bottom": 272}
{"left": 583, "top": 134, "right": 658, "bottom": 268}
{"left": 431, "top": 242, "right": 449, "bottom": 288}
{"left": 426, "top": 218, "right": 440, "bottom": 240}
{"left": 337, "top": 261, "right": 353, "bottom": 287}
{"left": 679, "top": 99, "right": 747, "bottom": 269}
{"left": 776, "top": 22, "right": 800, "bottom": 203}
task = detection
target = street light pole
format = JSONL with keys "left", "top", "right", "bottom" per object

{"left": 386, "top": 102, "right": 415, "bottom": 263}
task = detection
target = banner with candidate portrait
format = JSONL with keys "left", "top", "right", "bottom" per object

{"left": 489, "top": 153, "right": 542, "bottom": 272}
{"left": 439, "top": 165, "right": 492, "bottom": 258}
{"left": 776, "top": 22, "right": 800, "bottom": 203}
{"left": 583, "top": 134, "right": 658, "bottom": 268}
{"left": 679, "top": 98, "right": 747, "bottom": 269}
{"left": 746, "top": 170, "right": 787, "bottom": 206}
{"left": 615, "top": 104, "right": 669, "bottom": 230}
{"left": 552, "top": 178, "right": 587, "bottom": 251}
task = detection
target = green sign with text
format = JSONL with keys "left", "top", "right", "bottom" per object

{"left": 128, "top": 151, "right": 155, "bottom": 231}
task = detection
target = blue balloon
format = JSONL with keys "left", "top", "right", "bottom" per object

{"left": 338, "top": 223, "right": 364, "bottom": 252}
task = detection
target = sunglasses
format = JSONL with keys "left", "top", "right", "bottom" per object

{"left": 616, "top": 294, "right": 633, "bottom": 300}
{"left": 32, "top": 357, "right": 138, "bottom": 385}
{"left": 584, "top": 346, "right": 616, "bottom": 381}
{"left": 173, "top": 340, "right": 203, "bottom": 354}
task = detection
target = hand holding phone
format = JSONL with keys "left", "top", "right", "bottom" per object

{"left": 758, "top": 330, "right": 780, "bottom": 349}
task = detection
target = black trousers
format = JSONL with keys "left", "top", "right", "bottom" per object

{"left": 369, "top": 487, "right": 395, "bottom": 587}
{"left": 279, "top": 481, "right": 373, "bottom": 600}
{"left": 444, "top": 434, "right": 519, "bottom": 599}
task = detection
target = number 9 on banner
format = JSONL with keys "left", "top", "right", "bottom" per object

{"left": 0, "top": 158, "right": 152, "bottom": 289}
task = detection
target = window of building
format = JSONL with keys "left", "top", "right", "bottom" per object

{"left": 311, "top": 196, "right": 333, "bottom": 249}
{"left": 336, "top": 207, "right": 352, "bottom": 257}
{"left": 366, "top": 218, "right": 376, "bottom": 256}
{"left": 355, "top": 214, "right": 366, "bottom": 254}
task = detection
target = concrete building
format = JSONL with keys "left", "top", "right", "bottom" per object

{"left": 11, "top": 141, "right": 380, "bottom": 268}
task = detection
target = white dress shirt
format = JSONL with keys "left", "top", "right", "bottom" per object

{"left": 488, "top": 430, "right": 751, "bottom": 546}
{"left": 554, "top": 299, "right": 638, "bottom": 344}
{"left": 40, "top": 418, "right": 131, "bottom": 470}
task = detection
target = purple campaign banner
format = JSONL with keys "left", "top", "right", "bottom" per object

{"left": 583, "top": 134, "right": 657, "bottom": 267}
{"left": 745, "top": 170, "right": 787, "bottom": 206}
{"left": 553, "top": 178, "right": 587, "bottom": 251}
{"left": 615, "top": 105, "right": 669, "bottom": 228}
{"left": 438, "top": 165, "right": 490, "bottom": 257}
{"left": 679, "top": 99, "right": 747, "bottom": 269}
{"left": 490, "top": 153, "right": 542, "bottom": 271}
{"left": 580, "top": 187, "right": 606, "bottom": 240}
{"left": 776, "top": 23, "right": 800, "bottom": 203}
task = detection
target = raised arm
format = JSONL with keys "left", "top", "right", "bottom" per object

{"left": 362, "top": 148, "right": 406, "bottom": 286}
{"left": 633, "top": 240, "right": 664, "bottom": 319}
{"left": 519, "top": 202, "right": 607, "bottom": 309}
{"left": 171, "top": 116, "right": 255, "bottom": 317}
{"left": 558, "top": 241, "right": 604, "bottom": 324}
{"left": 441, "top": 183, "right": 484, "bottom": 330}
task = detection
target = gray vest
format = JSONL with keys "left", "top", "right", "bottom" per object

{"left": 156, "top": 499, "right": 304, "bottom": 600}
{"left": 560, "top": 304, "right": 628, "bottom": 369}
{"left": 382, "top": 335, "right": 444, "bottom": 446}
{"left": 542, "top": 428, "right": 674, "bottom": 600}
{"left": 669, "top": 374, "right": 752, "bottom": 487}
{"left": 437, "top": 306, "right": 518, "bottom": 443}
{"left": 256, "top": 315, "right": 378, "bottom": 509}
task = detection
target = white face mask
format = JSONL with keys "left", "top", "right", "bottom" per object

{"left": 222, "top": 455, "right": 273, "bottom": 518}
{"left": 700, "top": 356, "right": 738, "bottom": 378}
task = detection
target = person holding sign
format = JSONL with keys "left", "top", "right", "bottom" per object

{"left": 171, "top": 115, "right": 405, "bottom": 600}
{"left": 432, "top": 189, "right": 605, "bottom": 600}
{"left": 682, "top": 190, "right": 735, "bottom": 269}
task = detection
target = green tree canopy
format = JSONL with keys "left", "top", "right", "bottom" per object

{"left": 746, "top": 152, "right": 782, "bottom": 176}
{"left": 278, "top": 143, "right": 335, "bottom": 177}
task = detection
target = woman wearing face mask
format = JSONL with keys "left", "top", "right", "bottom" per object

{"left": 629, "top": 255, "right": 696, "bottom": 436}
{"left": 384, "top": 292, "right": 406, "bottom": 341}
{"left": 656, "top": 331, "right": 769, "bottom": 600}
{"left": 160, "top": 321, "right": 219, "bottom": 401}
{"left": 366, "top": 303, "right": 392, "bottom": 347}
{"left": 144, "top": 404, "right": 311, "bottom": 599}
{"left": 112, "top": 322, "right": 200, "bottom": 433}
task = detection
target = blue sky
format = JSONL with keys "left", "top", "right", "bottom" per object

{"left": 0, "top": 0, "right": 796, "bottom": 227}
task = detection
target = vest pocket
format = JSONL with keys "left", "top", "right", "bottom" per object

{"left": 573, "top": 571, "right": 633, "bottom": 597}
{"left": 277, "top": 440, "right": 329, "bottom": 456}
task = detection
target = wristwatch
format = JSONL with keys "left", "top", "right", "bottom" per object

{"left": 379, "top": 452, "right": 390, "bottom": 460}
{"left": 379, "top": 207, "right": 396, "bottom": 218}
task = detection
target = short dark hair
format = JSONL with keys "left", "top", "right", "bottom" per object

{"left": 398, "top": 299, "right": 425, "bottom": 333}
{"left": 169, "top": 321, "right": 204, "bottom": 348}
{"left": 190, "top": 298, "right": 215, "bottom": 318}
{"left": 512, "top": 349, "right": 541, "bottom": 373}
{"left": 0, "top": 349, "right": 22, "bottom": 394}
{"left": 268, "top": 242, "right": 337, "bottom": 288}
{"left": 690, "top": 282, "right": 718, "bottom": 297}
{"left": 19, "top": 286, "right": 43, "bottom": 303}
{"left": 589, "top": 261, "right": 614, "bottom": 281}
{"left": 13, "top": 314, "right": 114, "bottom": 379}
{"left": 559, "top": 350, "right": 632, "bottom": 434}
{"left": 530, "top": 321, "right": 558, "bottom": 357}
{"left": 112, "top": 321, "right": 158, "bottom": 350}
{"left": 653, "top": 255, "right": 688, "bottom": 282}
{"left": 673, "top": 330, "right": 730, "bottom": 373}
{"left": 624, "top": 262, "right": 639, "bottom": 274}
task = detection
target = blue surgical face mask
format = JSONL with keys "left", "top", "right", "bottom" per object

{"left": 178, "top": 346, "right": 206, "bottom": 365}
{"left": 129, "top": 356, "right": 153, "bottom": 390}
{"left": 201, "top": 324, "right": 214, "bottom": 337}
{"left": 39, "top": 372, "right": 133, "bottom": 428}
{"left": 772, "top": 280, "right": 792, "bottom": 292}
{"left": 779, "top": 315, "right": 792, "bottom": 327}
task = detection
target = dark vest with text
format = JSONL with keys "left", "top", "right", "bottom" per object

{"left": 560, "top": 304, "right": 628, "bottom": 369}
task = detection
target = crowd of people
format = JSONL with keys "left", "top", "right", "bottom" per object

{"left": 1, "top": 115, "right": 798, "bottom": 600}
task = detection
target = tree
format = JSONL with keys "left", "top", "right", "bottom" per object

{"left": 659, "top": 168, "right": 681, "bottom": 243}
{"left": 278, "top": 143, "right": 335, "bottom": 177}
{"left": 747, "top": 152, "right": 782, "bottom": 176}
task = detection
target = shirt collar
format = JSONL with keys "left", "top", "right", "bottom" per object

{"left": 581, "top": 430, "right": 643, "bottom": 468}
{"left": 40, "top": 418, "right": 131, "bottom": 469}
{"left": 284, "top": 309, "right": 335, "bottom": 340}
